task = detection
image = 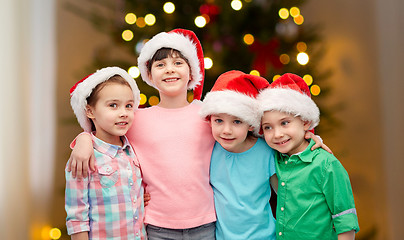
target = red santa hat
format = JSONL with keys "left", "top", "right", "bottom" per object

{"left": 257, "top": 73, "right": 320, "bottom": 130}
{"left": 200, "top": 70, "right": 270, "bottom": 133}
{"left": 70, "top": 66, "right": 140, "bottom": 132}
{"left": 137, "top": 28, "right": 205, "bottom": 100}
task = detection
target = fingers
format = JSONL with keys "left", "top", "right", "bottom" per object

{"left": 89, "top": 154, "right": 96, "bottom": 172}
{"left": 70, "top": 159, "right": 77, "bottom": 178}
{"left": 76, "top": 162, "right": 83, "bottom": 180}
{"left": 322, "top": 144, "right": 333, "bottom": 154}
{"left": 310, "top": 142, "right": 322, "bottom": 151}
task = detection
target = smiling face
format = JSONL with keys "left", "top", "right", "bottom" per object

{"left": 210, "top": 113, "right": 254, "bottom": 153}
{"left": 261, "top": 110, "right": 311, "bottom": 156}
{"left": 86, "top": 82, "right": 135, "bottom": 146}
{"left": 148, "top": 49, "right": 191, "bottom": 100}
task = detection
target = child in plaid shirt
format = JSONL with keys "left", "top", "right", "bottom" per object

{"left": 65, "top": 67, "right": 147, "bottom": 240}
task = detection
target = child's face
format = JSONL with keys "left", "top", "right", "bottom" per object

{"left": 149, "top": 54, "right": 191, "bottom": 98}
{"left": 261, "top": 111, "right": 310, "bottom": 156}
{"left": 86, "top": 83, "right": 135, "bottom": 145}
{"left": 210, "top": 113, "right": 254, "bottom": 153}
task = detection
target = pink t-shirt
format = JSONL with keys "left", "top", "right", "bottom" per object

{"left": 126, "top": 101, "right": 216, "bottom": 229}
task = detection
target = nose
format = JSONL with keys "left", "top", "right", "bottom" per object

{"left": 165, "top": 62, "right": 174, "bottom": 73}
{"left": 222, "top": 123, "right": 232, "bottom": 134}
{"left": 119, "top": 108, "right": 128, "bottom": 118}
{"left": 273, "top": 127, "right": 283, "bottom": 138}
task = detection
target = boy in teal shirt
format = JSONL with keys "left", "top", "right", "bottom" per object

{"left": 258, "top": 73, "right": 359, "bottom": 240}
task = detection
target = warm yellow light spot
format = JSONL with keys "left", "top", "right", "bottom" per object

{"left": 310, "top": 84, "right": 321, "bottom": 96}
{"left": 303, "top": 74, "right": 313, "bottom": 86}
{"left": 294, "top": 15, "right": 304, "bottom": 25}
{"left": 145, "top": 14, "right": 156, "bottom": 26}
{"left": 136, "top": 17, "right": 146, "bottom": 28}
{"left": 49, "top": 228, "right": 61, "bottom": 240}
{"left": 148, "top": 96, "right": 160, "bottom": 106}
{"left": 273, "top": 75, "right": 281, "bottom": 82}
{"left": 125, "top": 13, "right": 137, "bottom": 25}
{"left": 195, "top": 16, "right": 207, "bottom": 28}
{"left": 202, "top": 14, "right": 210, "bottom": 23}
{"left": 250, "top": 70, "right": 260, "bottom": 76}
{"left": 231, "top": 0, "right": 243, "bottom": 11}
{"left": 204, "top": 57, "right": 213, "bottom": 69}
{"left": 139, "top": 93, "right": 147, "bottom": 105}
{"left": 297, "top": 52, "right": 309, "bottom": 65}
{"left": 296, "top": 42, "right": 307, "bottom": 52}
{"left": 122, "top": 30, "right": 134, "bottom": 41}
{"left": 279, "top": 54, "right": 290, "bottom": 64}
{"left": 187, "top": 92, "right": 194, "bottom": 102}
{"left": 163, "top": 2, "right": 175, "bottom": 14}
{"left": 243, "top": 34, "right": 255, "bottom": 45}
{"left": 279, "top": 8, "right": 289, "bottom": 19}
{"left": 128, "top": 66, "right": 140, "bottom": 78}
{"left": 41, "top": 226, "right": 52, "bottom": 239}
{"left": 290, "top": 7, "right": 300, "bottom": 18}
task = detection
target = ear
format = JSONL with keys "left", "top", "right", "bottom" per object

{"left": 303, "top": 121, "right": 311, "bottom": 131}
{"left": 249, "top": 125, "right": 255, "bottom": 132}
{"left": 86, "top": 105, "right": 95, "bottom": 119}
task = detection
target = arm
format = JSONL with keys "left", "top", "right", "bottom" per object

{"left": 71, "top": 232, "right": 89, "bottom": 240}
{"left": 144, "top": 191, "right": 151, "bottom": 206}
{"left": 270, "top": 174, "right": 278, "bottom": 194}
{"left": 304, "top": 131, "right": 333, "bottom": 153}
{"left": 67, "top": 133, "right": 95, "bottom": 179}
{"left": 338, "top": 230, "right": 355, "bottom": 240}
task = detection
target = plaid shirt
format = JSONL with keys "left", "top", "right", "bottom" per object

{"left": 65, "top": 134, "right": 146, "bottom": 240}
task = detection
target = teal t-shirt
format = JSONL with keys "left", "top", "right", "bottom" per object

{"left": 210, "top": 138, "right": 276, "bottom": 240}
{"left": 275, "top": 139, "right": 359, "bottom": 239}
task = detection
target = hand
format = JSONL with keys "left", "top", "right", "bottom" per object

{"left": 144, "top": 192, "right": 151, "bottom": 206}
{"left": 66, "top": 133, "right": 95, "bottom": 179}
{"left": 305, "top": 131, "right": 333, "bottom": 154}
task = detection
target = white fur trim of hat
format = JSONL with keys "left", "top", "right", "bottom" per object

{"left": 137, "top": 30, "right": 203, "bottom": 90}
{"left": 70, "top": 66, "right": 140, "bottom": 132}
{"left": 258, "top": 87, "right": 320, "bottom": 130}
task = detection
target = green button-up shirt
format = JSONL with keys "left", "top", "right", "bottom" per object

{"left": 275, "top": 139, "right": 359, "bottom": 239}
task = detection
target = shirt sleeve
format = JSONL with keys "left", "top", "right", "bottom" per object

{"left": 268, "top": 148, "right": 277, "bottom": 177}
{"left": 322, "top": 158, "right": 360, "bottom": 234}
{"left": 65, "top": 166, "right": 90, "bottom": 235}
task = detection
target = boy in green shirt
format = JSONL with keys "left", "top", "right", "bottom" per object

{"left": 258, "top": 73, "right": 359, "bottom": 240}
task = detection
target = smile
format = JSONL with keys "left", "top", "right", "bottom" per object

{"left": 163, "top": 77, "right": 179, "bottom": 82}
{"left": 276, "top": 139, "right": 290, "bottom": 145}
{"left": 116, "top": 122, "right": 128, "bottom": 126}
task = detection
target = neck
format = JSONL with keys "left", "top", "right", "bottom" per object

{"left": 157, "top": 92, "right": 190, "bottom": 109}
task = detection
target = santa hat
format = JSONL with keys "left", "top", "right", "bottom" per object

{"left": 200, "top": 70, "right": 270, "bottom": 133}
{"left": 70, "top": 66, "right": 141, "bottom": 132}
{"left": 257, "top": 73, "right": 320, "bottom": 130}
{"left": 137, "top": 28, "right": 205, "bottom": 100}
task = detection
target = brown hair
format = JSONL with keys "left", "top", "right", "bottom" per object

{"left": 86, "top": 75, "right": 131, "bottom": 131}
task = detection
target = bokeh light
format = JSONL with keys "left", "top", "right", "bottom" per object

{"left": 279, "top": 8, "right": 289, "bottom": 19}
{"left": 250, "top": 70, "right": 260, "bottom": 76}
{"left": 195, "top": 16, "right": 207, "bottom": 28}
{"left": 296, "top": 42, "right": 307, "bottom": 52}
{"left": 273, "top": 75, "right": 281, "bottom": 82}
{"left": 149, "top": 96, "right": 160, "bottom": 106}
{"left": 204, "top": 57, "right": 213, "bottom": 69}
{"left": 145, "top": 14, "right": 156, "bottom": 26}
{"left": 297, "top": 52, "right": 309, "bottom": 65}
{"left": 136, "top": 17, "right": 146, "bottom": 28}
{"left": 122, "top": 30, "right": 134, "bottom": 41}
{"left": 125, "top": 13, "right": 137, "bottom": 24}
{"left": 294, "top": 15, "right": 304, "bottom": 25}
{"left": 243, "top": 34, "right": 255, "bottom": 45}
{"left": 310, "top": 84, "right": 321, "bottom": 96}
{"left": 303, "top": 74, "right": 313, "bottom": 86}
{"left": 128, "top": 66, "right": 140, "bottom": 78}
{"left": 279, "top": 54, "right": 290, "bottom": 64}
{"left": 163, "top": 2, "right": 175, "bottom": 14}
{"left": 139, "top": 93, "right": 147, "bottom": 105}
{"left": 290, "top": 7, "right": 300, "bottom": 18}
{"left": 231, "top": 0, "right": 242, "bottom": 11}
{"left": 49, "top": 228, "right": 61, "bottom": 240}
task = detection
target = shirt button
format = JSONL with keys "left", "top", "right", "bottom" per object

{"left": 285, "top": 161, "right": 288, "bottom": 164}
{"left": 135, "top": 216, "right": 138, "bottom": 220}
{"left": 133, "top": 199, "right": 136, "bottom": 203}
{"left": 281, "top": 182, "right": 285, "bottom": 186}
{"left": 130, "top": 182, "right": 133, "bottom": 186}
{"left": 281, "top": 207, "right": 285, "bottom": 211}
{"left": 279, "top": 232, "right": 282, "bottom": 236}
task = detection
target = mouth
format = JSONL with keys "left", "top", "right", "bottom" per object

{"left": 163, "top": 77, "right": 179, "bottom": 83}
{"left": 275, "top": 139, "right": 290, "bottom": 145}
{"left": 115, "top": 122, "right": 128, "bottom": 126}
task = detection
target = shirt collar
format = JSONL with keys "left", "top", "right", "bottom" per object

{"left": 91, "top": 133, "right": 131, "bottom": 158}
{"left": 278, "top": 139, "right": 316, "bottom": 163}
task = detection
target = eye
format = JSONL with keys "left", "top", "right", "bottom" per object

{"left": 263, "top": 125, "right": 272, "bottom": 130}
{"left": 126, "top": 103, "right": 133, "bottom": 108}
{"left": 174, "top": 60, "right": 184, "bottom": 66}
{"left": 234, "top": 119, "right": 242, "bottom": 124}
{"left": 281, "top": 120, "right": 289, "bottom": 126}
{"left": 109, "top": 103, "right": 117, "bottom": 108}
{"left": 214, "top": 118, "right": 223, "bottom": 123}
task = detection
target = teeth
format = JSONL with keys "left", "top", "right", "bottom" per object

{"left": 116, "top": 122, "right": 127, "bottom": 125}
{"left": 165, "top": 78, "right": 177, "bottom": 82}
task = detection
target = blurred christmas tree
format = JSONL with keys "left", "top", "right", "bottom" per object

{"left": 65, "top": 0, "right": 335, "bottom": 128}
